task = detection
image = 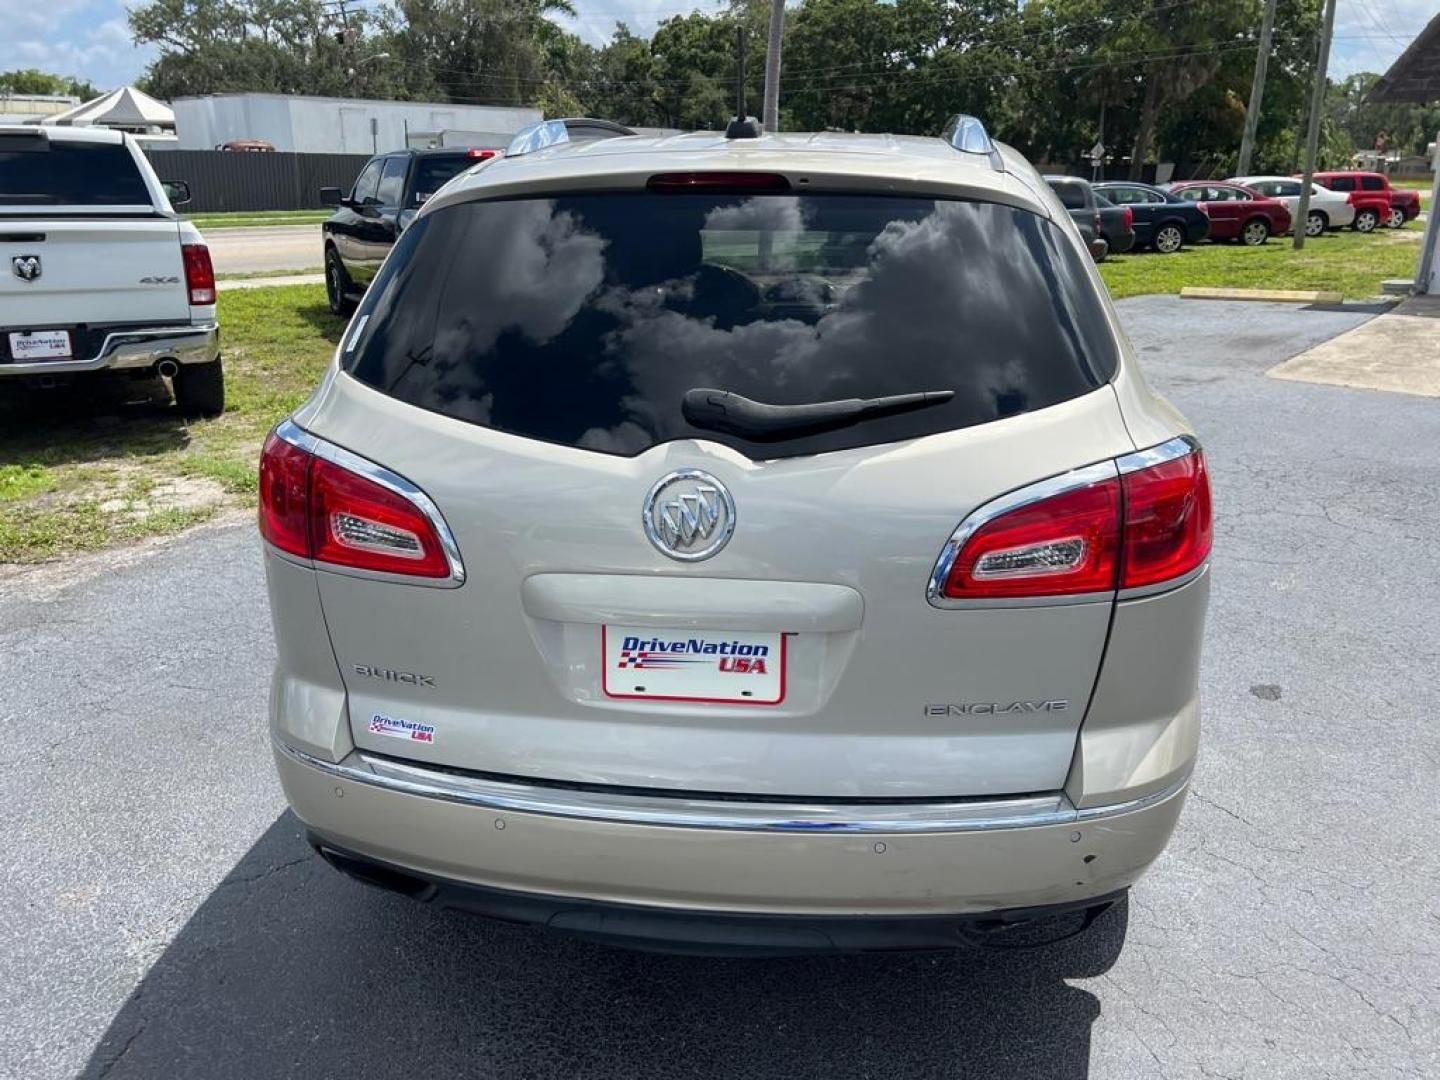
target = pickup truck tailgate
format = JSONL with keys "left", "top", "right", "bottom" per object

{"left": 0, "top": 218, "right": 190, "bottom": 329}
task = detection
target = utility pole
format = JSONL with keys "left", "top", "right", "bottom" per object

{"left": 1237, "top": 0, "right": 1278, "bottom": 176}
{"left": 1294, "top": 0, "right": 1337, "bottom": 251}
{"left": 762, "top": 0, "right": 784, "bottom": 131}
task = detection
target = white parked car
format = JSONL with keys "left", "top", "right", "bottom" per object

{"left": 1228, "top": 175, "right": 1356, "bottom": 237}
{"left": 0, "top": 125, "right": 222, "bottom": 416}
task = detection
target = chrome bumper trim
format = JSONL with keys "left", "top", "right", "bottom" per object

{"left": 275, "top": 739, "right": 1189, "bottom": 834}
{"left": 1, "top": 322, "right": 219, "bottom": 375}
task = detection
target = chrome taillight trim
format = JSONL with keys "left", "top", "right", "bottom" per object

{"left": 926, "top": 435, "right": 1205, "bottom": 609}
{"left": 1115, "top": 434, "right": 1200, "bottom": 476}
{"left": 926, "top": 459, "right": 1121, "bottom": 610}
{"left": 270, "top": 418, "right": 466, "bottom": 587}
{"left": 275, "top": 737, "right": 1191, "bottom": 834}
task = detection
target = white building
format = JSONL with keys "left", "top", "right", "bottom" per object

{"left": 0, "top": 92, "right": 79, "bottom": 125}
{"left": 172, "top": 93, "right": 541, "bottom": 155}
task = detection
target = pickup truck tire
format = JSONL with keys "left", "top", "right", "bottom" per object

{"left": 1153, "top": 223, "right": 1185, "bottom": 254}
{"left": 326, "top": 248, "right": 357, "bottom": 316}
{"left": 174, "top": 357, "right": 225, "bottom": 418}
{"left": 1353, "top": 208, "right": 1379, "bottom": 233}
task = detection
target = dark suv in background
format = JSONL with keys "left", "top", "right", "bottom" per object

{"left": 1093, "top": 182, "right": 1210, "bottom": 254}
{"left": 320, "top": 146, "right": 499, "bottom": 314}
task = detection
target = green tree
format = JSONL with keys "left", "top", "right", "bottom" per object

{"left": 0, "top": 68, "right": 100, "bottom": 100}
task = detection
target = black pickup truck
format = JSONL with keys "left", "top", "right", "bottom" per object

{"left": 320, "top": 146, "right": 499, "bottom": 315}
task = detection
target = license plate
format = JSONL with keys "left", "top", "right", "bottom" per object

{"left": 602, "top": 626, "right": 786, "bottom": 705}
{"left": 9, "top": 330, "right": 72, "bottom": 361}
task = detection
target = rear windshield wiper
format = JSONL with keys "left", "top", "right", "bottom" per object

{"left": 682, "top": 387, "right": 954, "bottom": 442}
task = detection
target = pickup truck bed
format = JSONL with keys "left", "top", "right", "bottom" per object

{"left": 0, "top": 125, "right": 223, "bottom": 416}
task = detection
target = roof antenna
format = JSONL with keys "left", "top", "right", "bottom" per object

{"left": 726, "top": 26, "right": 763, "bottom": 139}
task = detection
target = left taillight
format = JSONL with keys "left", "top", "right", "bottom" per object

{"left": 181, "top": 243, "right": 215, "bottom": 305}
{"left": 1122, "top": 206, "right": 1134, "bottom": 229}
{"left": 933, "top": 440, "right": 1211, "bottom": 602}
{"left": 259, "top": 425, "right": 459, "bottom": 581}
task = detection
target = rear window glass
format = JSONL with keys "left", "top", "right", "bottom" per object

{"left": 411, "top": 155, "right": 474, "bottom": 203}
{"left": 1360, "top": 176, "right": 1384, "bottom": 191}
{"left": 347, "top": 193, "right": 1118, "bottom": 459}
{"left": 1326, "top": 176, "right": 1354, "bottom": 191}
{"left": 0, "top": 137, "right": 149, "bottom": 205}
{"left": 1049, "top": 182, "right": 1087, "bottom": 210}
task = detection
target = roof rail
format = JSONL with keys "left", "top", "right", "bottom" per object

{"left": 507, "top": 117, "right": 637, "bottom": 158}
{"left": 940, "top": 114, "right": 1004, "bottom": 172}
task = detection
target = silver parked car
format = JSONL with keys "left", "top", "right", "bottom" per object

{"left": 260, "top": 116, "right": 1212, "bottom": 954}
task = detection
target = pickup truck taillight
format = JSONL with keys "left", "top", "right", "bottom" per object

{"left": 182, "top": 243, "right": 215, "bottom": 305}
{"left": 259, "top": 426, "right": 459, "bottom": 580}
{"left": 936, "top": 440, "right": 1211, "bottom": 600}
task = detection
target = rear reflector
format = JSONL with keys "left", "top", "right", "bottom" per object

{"left": 259, "top": 424, "right": 459, "bottom": 581}
{"left": 647, "top": 172, "right": 791, "bottom": 192}
{"left": 936, "top": 440, "right": 1210, "bottom": 601}
{"left": 181, "top": 243, "right": 215, "bottom": 305}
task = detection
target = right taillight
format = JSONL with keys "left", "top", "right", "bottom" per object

{"left": 1119, "top": 447, "right": 1212, "bottom": 588}
{"left": 258, "top": 422, "right": 461, "bottom": 582}
{"left": 933, "top": 440, "right": 1210, "bottom": 602}
{"left": 181, "top": 243, "right": 215, "bottom": 305}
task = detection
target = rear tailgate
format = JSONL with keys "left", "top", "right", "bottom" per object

{"left": 296, "top": 187, "right": 1137, "bottom": 800}
{"left": 0, "top": 218, "right": 189, "bottom": 334}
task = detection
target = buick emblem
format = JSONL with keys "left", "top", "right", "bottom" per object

{"left": 643, "top": 469, "right": 735, "bottom": 561}
{"left": 12, "top": 255, "right": 41, "bottom": 282}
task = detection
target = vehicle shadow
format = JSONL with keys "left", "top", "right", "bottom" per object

{"left": 0, "top": 375, "right": 190, "bottom": 469}
{"left": 82, "top": 813, "right": 1126, "bottom": 1079}
{"left": 298, "top": 299, "right": 351, "bottom": 345}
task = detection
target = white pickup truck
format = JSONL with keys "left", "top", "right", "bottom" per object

{"left": 0, "top": 125, "right": 223, "bottom": 416}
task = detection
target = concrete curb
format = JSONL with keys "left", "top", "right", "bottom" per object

{"left": 217, "top": 273, "right": 326, "bottom": 292}
{"left": 1180, "top": 287, "right": 1344, "bottom": 304}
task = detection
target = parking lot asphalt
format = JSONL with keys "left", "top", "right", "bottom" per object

{"left": 2, "top": 297, "right": 1436, "bottom": 1080}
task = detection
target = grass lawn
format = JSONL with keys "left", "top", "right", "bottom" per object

{"left": 1099, "top": 219, "right": 1424, "bottom": 300}
{"left": 0, "top": 286, "right": 344, "bottom": 564}
{"left": 187, "top": 210, "right": 330, "bottom": 230}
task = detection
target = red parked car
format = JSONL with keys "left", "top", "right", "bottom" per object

{"left": 1165, "top": 181, "right": 1292, "bottom": 245}
{"left": 1310, "top": 171, "right": 1420, "bottom": 231}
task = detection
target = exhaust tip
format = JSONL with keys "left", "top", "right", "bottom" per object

{"left": 157, "top": 358, "right": 179, "bottom": 379}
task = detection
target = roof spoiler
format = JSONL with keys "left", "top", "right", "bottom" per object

{"left": 940, "top": 114, "right": 1004, "bottom": 172}
{"left": 507, "top": 118, "right": 637, "bottom": 158}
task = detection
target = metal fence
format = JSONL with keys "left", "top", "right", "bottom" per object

{"left": 142, "top": 149, "right": 371, "bottom": 213}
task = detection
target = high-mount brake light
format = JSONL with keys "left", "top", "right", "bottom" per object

{"left": 933, "top": 440, "right": 1211, "bottom": 602}
{"left": 258, "top": 425, "right": 458, "bottom": 581}
{"left": 466, "top": 147, "right": 498, "bottom": 159}
{"left": 647, "top": 172, "right": 791, "bottom": 192}
{"left": 181, "top": 243, "right": 215, "bottom": 305}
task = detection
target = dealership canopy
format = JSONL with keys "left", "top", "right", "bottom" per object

{"left": 41, "top": 86, "right": 175, "bottom": 131}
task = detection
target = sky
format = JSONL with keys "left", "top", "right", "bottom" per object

{"left": 2, "top": 0, "right": 1434, "bottom": 100}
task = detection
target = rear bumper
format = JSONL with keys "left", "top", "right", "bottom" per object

{"left": 275, "top": 738, "right": 1188, "bottom": 933}
{"left": 311, "top": 836, "right": 1129, "bottom": 954}
{"left": 0, "top": 322, "right": 218, "bottom": 376}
